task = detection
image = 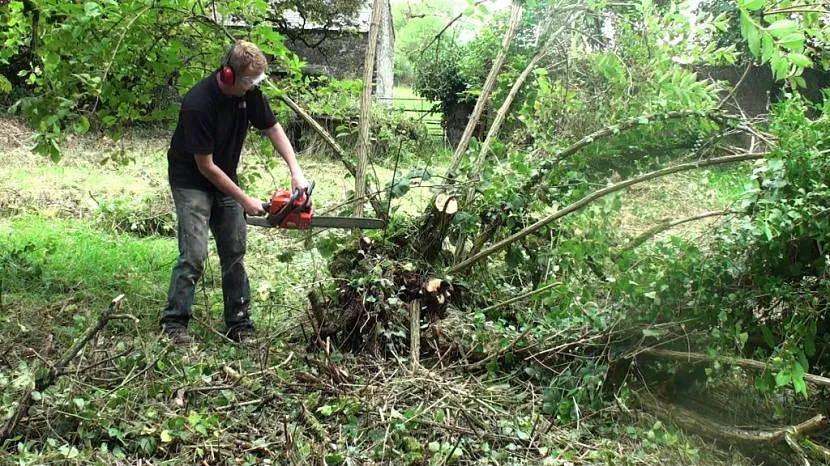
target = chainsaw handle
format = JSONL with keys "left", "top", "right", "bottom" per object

{"left": 299, "top": 180, "right": 315, "bottom": 209}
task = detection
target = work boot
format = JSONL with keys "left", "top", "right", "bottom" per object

{"left": 227, "top": 325, "right": 257, "bottom": 346}
{"left": 163, "top": 325, "right": 195, "bottom": 346}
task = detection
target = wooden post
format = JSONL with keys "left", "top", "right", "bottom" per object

{"left": 410, "top": 300, "right": 421, "bottom": 370}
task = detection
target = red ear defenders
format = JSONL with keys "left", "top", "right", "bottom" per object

{"left": 219, "top": 43, "right": 237, "bottom": 86}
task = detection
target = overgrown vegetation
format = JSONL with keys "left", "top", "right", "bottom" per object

{"left": 4, "top": 0, "right": 830, "bottom": 464}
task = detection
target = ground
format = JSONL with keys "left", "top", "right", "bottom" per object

{"left": 0, "top": 117, "right": 757, "bottom": 465}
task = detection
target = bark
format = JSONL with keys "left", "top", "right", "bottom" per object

{"left": 354, "top": 0, "right": 384, "bottom": 218}
{"left": 450, "top": 152, "right": 764, "bottom": 274}
{"left": 375, "top": 0, "right": 394, "bottom": 107}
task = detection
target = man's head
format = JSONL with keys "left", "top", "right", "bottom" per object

{"left": 218, "top": 41, "right": 268, "bottom": 96}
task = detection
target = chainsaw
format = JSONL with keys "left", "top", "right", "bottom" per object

{"left": 245, "top": 180, "right": 385, "bottom": 230}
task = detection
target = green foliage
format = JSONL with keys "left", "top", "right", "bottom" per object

{"left": 0, "top": 0, "right": 309, "bottom": 161}
{"left": 391, "top": 0, "right": 456, "bottom": 85}
{"left": 412, "top": 41, "right": 468, "bottom": 111}
{"left": 735, "top": 0, "right": 830, "bottom": 83}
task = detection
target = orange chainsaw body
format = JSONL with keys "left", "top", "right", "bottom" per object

{"left": 268, "top": 189, "right": 314, "bottom": 229}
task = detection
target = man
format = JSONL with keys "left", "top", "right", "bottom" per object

{"left": 161, "top": 40, "right": 307, "bottom": 345}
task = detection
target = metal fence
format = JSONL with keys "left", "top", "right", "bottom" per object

{"left": 377, "top": 96, "right": 444, "bottom": 138}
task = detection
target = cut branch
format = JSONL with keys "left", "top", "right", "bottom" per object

{"left": 450, "top": 152, "right": 764, "bottom": 274}
{"left": 410, "top": 300, "right": 421, "bottom": 371}
{"left": 615, "top": 211, "right": 728, "bottom": 253}
{"left": 466, "top": 110, "right": 732, "bottom": 259}
{"left": 635, "top": 348, "right": 830, "bottom": 388}
{"left": 480, "top": 281, "right": 562, "bottom": 314}
{"left": 0, "top": 295, "right": 125, "bottom": 443}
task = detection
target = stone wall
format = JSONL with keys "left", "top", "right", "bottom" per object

{"left": 285, "top": 30, "right": 369, "bottom": 79}
{"left": 700, "top": 65, "right": 830, "bottom": 118}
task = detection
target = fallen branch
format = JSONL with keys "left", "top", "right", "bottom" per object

{"left": 410, "top": 300, "right": 421, "bottom": 371}
{"left": 451, "top": 152, "right": 764, "bottom": 273}
{"left": 0, "top": 295, "right": 125, "bottom": 444}
{"left": 615, "top": 210, "right": 729, "bottom": 254}
{"left": 480, "top": 282, "right": 562, "bottom": 315}
{"left": 634, "top": 348, "right": 830, "bottom": 389}
{"left": 643, "top": 395, "right": 827, "bottom": 444}
{"left": 467, "top": 113, "right": 736, "bottom": 260}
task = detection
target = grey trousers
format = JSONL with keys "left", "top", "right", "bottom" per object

{"left": 161, "top": 188, "right": 252, "bottom": 332}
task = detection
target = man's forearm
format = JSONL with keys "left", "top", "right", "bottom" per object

{"left": 266, "top": 124, "right": 302, "bottom": 177}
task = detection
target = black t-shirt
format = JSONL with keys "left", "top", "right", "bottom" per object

{"left": 167, "top": 74, "right": 278, "bottom": 191}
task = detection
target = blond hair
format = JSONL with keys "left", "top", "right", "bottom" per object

{"left": 228, "top": 41, "right": 267, "bottom": 75}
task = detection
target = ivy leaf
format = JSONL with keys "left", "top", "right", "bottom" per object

{"left": 761, "top": 325, "right": 776, "bottom": 349}
{"left": 84, "top": 2, "right": 102, "bottom": 18}
{"left": 792, "top": 362, "right": 808, "bottom": 398}
{"left": 0, "top": 75, "right": 11, "bottom": 94}
{"left": 160, "top": 429, "right": 173, "bottom": 443}
{"left": 775, "top": 370, "right": 791, "bottom": 387}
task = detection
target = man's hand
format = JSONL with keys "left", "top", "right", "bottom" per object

{"left": 242, "top": 196, "right": 266, "bottom": 216}
{"left": 291, "top": 173, "right": 309, "bottom": 192}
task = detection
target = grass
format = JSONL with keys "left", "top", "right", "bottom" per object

{"left": 616, "top": 164, "right": 753, "bottom": 242}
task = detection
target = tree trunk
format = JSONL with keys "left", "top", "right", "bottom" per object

{"left": 446, "top": 2, "right": 524, "bottom": 174}
{"left": 354, "top": 0, "right": 384, "bottom": 218}
{"left": 453, "top": 50, "right": 559, "bottom": 262}
{"left": 375, "top": 0, "right": 394, "bottom": 107}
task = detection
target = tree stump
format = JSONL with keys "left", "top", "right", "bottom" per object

{"left": 417, "top": 193, "right": 458, "bottom": 261}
